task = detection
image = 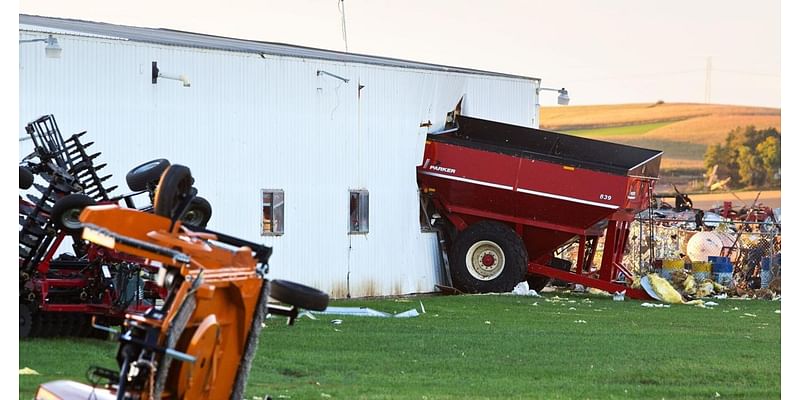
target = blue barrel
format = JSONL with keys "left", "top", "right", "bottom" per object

{"left": 711, "top": 257, "right": 733, "bottom": 287}
{"left": 761, "top": 257, "right": 772, "bottom": 288}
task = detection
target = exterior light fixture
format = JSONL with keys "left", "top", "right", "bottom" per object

{"left": 19, "top": 34, "right": 62, "bottom": 59}
{"left": 537, "top": 87, "right": 570, "bottom": 105}
{"left": 151, "top": 61, "right": 191, "bottom": 87}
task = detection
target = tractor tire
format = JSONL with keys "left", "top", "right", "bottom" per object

{"left": 181, "top": 196, "right": 213, "bottom": 228}
{"left": 270, "top": 279, "right": 330, "bottom": 311}
{"left": 20, "top": 303, "right": 33, "bottom": 338}
{"left": 51, "top": 194, "right": 97, "bottom": 235}
{"left": 449, "top": 220, "right": 528, "bottom": 293}
{"left": 126, "top": 158, "right": 170, "bottom": 191}
{"left": 20, "top": 166, "right": 34, "bottom": 190}
{"left": 153, "top": 165, "right": 193, "bottom": 219}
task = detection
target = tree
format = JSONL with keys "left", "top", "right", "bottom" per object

{"left": 703, "top": 126, "right": 780, "bottom": 188}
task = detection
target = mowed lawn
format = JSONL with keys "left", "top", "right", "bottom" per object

{"left": 20, "top": 294, "right": 781, "bottom": 399}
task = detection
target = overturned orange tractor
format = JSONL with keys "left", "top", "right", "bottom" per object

{"left": 35, "top": 165, "right": 329, "bottom": 400}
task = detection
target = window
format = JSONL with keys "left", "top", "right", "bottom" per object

{"left": 349, "top": 190, "right": 369, "bottom": 234}
{"left": 261, "top": 189, "right": 284, "bottom": 236}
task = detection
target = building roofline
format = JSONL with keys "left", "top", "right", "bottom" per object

{"left": 20, "top": 14, "right": 540, "bottom": 82}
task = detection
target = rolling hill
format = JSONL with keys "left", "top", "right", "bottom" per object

{"left": 540, "top": 102, "right": 781, "bottom": 171}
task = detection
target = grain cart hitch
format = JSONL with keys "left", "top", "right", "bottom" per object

{"left": 34, "top": 165, "right": 329, "bottom": 400}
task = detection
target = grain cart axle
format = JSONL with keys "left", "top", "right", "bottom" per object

{"left": 418, "top": 116, "right": 662, "bottom": 299}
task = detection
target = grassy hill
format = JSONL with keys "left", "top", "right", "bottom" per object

{"left": 540, "top": 102, "right": 781, "bottom": 171}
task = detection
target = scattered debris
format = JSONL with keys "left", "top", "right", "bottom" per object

{"left": 743, "top": 313, "right": 757, "bottom": 318}
{"left": 484, "top": 321, "right": 492, "bottom": 325}
{"left": 775, "top": 310, "right": 781, "bottom": 314}
{"left": 641, "top": 303, "right": 670, "bottom": 308}
{"left": 19, "top": 367, "right": 39, "bottom": 375}
{"left": 311, "top": 306, "right": 421, "bottom": 318}
{"left": 331, "top": 319, "right": 343, "bottom": 325}
{"left": 704, "top": 301, "right": 719, "bottom": 307}
{"left": 613, "top": 291, "right": 626, "bottom": 301}
{"left": 587, "top": 288, "right": 612, "bottom": 297}
{"left": 510, "top": 281, "right": 542, "bottom": 297}
{"left": 574, "top": 320, "right": 587, "bottom": 324}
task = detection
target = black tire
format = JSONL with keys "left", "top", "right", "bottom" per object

{"left": 270, "top": 279, "right": 330, "bottom": 311}
{"left": 153, "top": 165, "right": 193, "bottom": 219}
{"left": 181, "top": 196, "right": 212, "bottom": 227}
{"left": 526, "top": 276, "right": 551, "bottom": 292}
{"left": 51, "top": 194, "right": 97, "bottom": 235}
{"left": 20, "top": 303, "right": 33, "bottom": 338}
{"left": 449, "top": 220, "right": 528, "bottom": 293}
{"left": 20, "top": 166, "right": 34, "bottom": 190}
{"left": 126, "top": 158, "right": 170, "bottom": 191}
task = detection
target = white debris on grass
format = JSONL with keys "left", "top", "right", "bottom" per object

{"left": 19, "top": 367, "right": 39, "bottom": 375}
{"left": 641, "top": 303, "right": 671, "bottom": 308}
{"left": 704, "top": 301, "right": 719, "bottom": 307}
{"left": 511, "top": 281, "right": 542, "bottom": 297}
{"left": 484, "top": 320, "right": 492, "bottom": 325}
{"left": 613, "top": 291, "right": 626, "bottom": 301}
{"left": 775, "top": 310, "right": 781, "bottom": 314}
{"left": 714, "top": 293, "right": 728, "bottom": 299}
{"left": 742, "top": 313, "right": 758, "bottom": 318}
{"left": 574, "top": 320, "right": 587, "bottom": 324}
{"left": 568, "top": 307, "right": 576, "bottom": 310}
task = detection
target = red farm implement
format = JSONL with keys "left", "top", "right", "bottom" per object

{"left": 19, "top": 115, "right": 212, "bottom": 338}
{"left": 418, "top": 116, "right": 662, "bottom": 299}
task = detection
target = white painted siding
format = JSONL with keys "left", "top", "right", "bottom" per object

{"left": 19, "top": 28, "right": 538, "bottom": 297}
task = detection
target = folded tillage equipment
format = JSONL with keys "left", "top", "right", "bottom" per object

{"left": 34, "top": 165, "right": 329, "bottom": 400}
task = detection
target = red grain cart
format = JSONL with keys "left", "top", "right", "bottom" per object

{"left": 418, "top": 116, "right": 661, "bottom": 299}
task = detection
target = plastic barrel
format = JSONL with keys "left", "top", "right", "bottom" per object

{"left": 711, "top": 257, "right": 733, "bottom": 287}
{"left": 692, "top": 261, "right": 712, "bottom": 282}
{"left": 761, "top": 257, "right": 772, "bottom": 288}
{"left": 661, "top": 259, "right": 684, "bottom": 280}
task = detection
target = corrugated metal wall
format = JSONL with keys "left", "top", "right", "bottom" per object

{"left": 19, "top": 29, "right": 538, "bottom": 297}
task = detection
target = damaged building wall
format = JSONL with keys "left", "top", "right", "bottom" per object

{"left": 19, "top": 17, "right": 539, "bottom": 297}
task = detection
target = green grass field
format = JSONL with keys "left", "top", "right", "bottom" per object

{"left": 564, "top": 122, "right": 673, "bottom": 138}
{"left": 19, "top": 293, "right": 781, "bottom": 399}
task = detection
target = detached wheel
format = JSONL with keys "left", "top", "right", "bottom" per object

{"left": 153, "top": 165, "right": 193, "bottom": 219}
{"left": 126, "top": 158, "right": 170, "bottom": 191}
{"left": 449, "top": 221, "right": 528, "bottom": 293}
{"left": 181, "top": 196, "right": 212, "bottom": 227}
{"left": 51, "top": 194, "right": 97, "bottom": 235}
{"left": 20, "top": 166, "right": 34, "bottom": 190}
{"left": 20, "top": 303, "right": 33, "bottom": 338}
{"left": 270, "top": 280, "right": 330, "bottom": 311}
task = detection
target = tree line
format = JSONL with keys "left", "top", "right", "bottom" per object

{"left": 703, "top": 126, "right": 780, "bottom": 188}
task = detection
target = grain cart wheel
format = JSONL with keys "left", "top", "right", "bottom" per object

{"left": 126, "top": 158, "right": 170, "bottom": 191}
{"left": 270, "top": 279, "right": 330, "bottom": 311}
{"left": 181, "top": 196, "right": 213, "bottom": 227}
{"left": 51, "top": 194, "right": 97, "bottom": 235}
{"left": 449, "top": 221, "right": 528, "bottom": 293}
{"left": 153, "top": 165, "right": 193, "bottom": 219}
{"left": 20, "top": 166, "right": 34, "bottom": 190}
{"left": 20, "top": 303, "right": 33, "bottom": 338}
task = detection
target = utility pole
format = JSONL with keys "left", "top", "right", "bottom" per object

{"left": 339, "top": 0, "right": 349, "bottom": 52}
{"left": 704, "top": 56, "right": 712, "bottom": 103}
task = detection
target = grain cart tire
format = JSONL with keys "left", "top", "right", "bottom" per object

{"left": 20, "top": 166, "right": 34, "bottom": 190}
{"left": 51, "top": 194, "right": 97, "bottom": 235}
{"left": 181, "top": 196, "right": 212, "bottom": 228}
{"left": 153, "top": 165, "right": 193, "bottom": 219}
{"left": 126, "top": 158, "right": 170, "bottom": 191}
{"left": 270, "top": 279, "right": 330, "bottom": 311}
{"left": 449, "top": 220, "right": 528, "bottom": 293}
{"left": 20, "top": 303, "right": 33, "bottom": 338}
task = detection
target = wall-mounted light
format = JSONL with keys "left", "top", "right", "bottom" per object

{"left": 151, "top": 61, "right": 191, "bottom": 87}
{"left": 537, "top": 87, "right": 570, "bottom": 105}
{"left": 19, "top": 34, "right": 62, "bottom": 59}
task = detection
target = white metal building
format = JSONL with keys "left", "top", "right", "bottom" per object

{"left": 19, "top": 14, "right": 541, "bottom": 297}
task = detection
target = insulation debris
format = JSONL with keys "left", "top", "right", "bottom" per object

{"left": 510, "top": 281, "right": 542, "bottom": 297}
{"left": 19, "top": 367, "right": 40, "bottom": 375}
{"left": 310, "top": 306, "right": 422, "bottom": 318}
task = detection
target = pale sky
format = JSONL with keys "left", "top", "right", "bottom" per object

{"left": 18, "top": 1, "right": 781, "bottom": 107}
